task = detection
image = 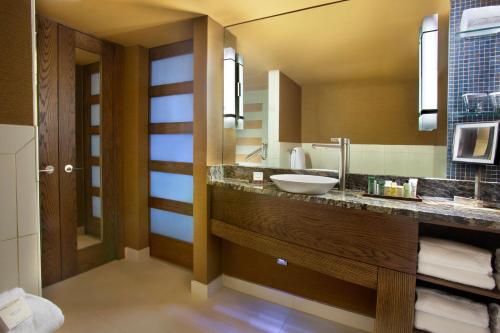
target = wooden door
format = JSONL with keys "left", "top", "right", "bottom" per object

{"left": 38, "top": 17, "right": 119, "bottom": 286}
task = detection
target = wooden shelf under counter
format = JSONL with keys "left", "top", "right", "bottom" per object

{"left": 416, "top": 273, "right": 500, "bottom": 301}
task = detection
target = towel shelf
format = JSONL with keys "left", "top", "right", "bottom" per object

{"left": 417, "top": 274, "right": 500, "bottom": 300}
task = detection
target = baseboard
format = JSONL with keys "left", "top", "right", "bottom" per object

{"left": 124, "top": 247, "right": 150, "bottom": 261}
{"left": 190, "top": 276, "right": 223, "bottom": 301}
{"left": 222, "top": 275, "right": 374, "bottom": 332}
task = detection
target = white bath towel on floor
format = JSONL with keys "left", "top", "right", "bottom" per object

{"left": 419, "top": 237, "right": 492, "bottom": 274}
{"left": 415, "top": 287, "right": 489, "bottom": 328}
{"left": 418, "top": 261, "right": 495, "bottom": 290}
{"left": 489, "top": 303, "right": 500, "bottom": 333}
{"left": 0, "top": 288, "right": 25, "bottom": 308}
{"left": 414, "top": 310, "right": 489, "bottom": 333}
{"left": 10, "top": 294, "right": 64, "bottom": 333}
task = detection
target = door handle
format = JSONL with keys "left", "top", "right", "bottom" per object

{"left": 64, "top": 164, "right": 84, "bottom": 173}
{"left": 39, "top": 165, "right": 55, "bottom": 174}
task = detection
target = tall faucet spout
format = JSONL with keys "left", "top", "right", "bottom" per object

{"left": 312, "top": 138, "right": 350, "bottom": 191}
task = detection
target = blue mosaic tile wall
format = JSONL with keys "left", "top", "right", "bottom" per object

{"left": 447, "top": 0, "right": 500, "bottom": 182}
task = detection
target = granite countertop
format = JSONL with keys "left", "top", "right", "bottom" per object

{"left": 208, "top": 178, "right": 500, "bottom": 231}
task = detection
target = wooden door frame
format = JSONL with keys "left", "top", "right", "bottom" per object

{"left": 73, "top": 30, "right": 120, "bottom": 273}
{"left": 37, "top": 16, "right": 122, "bottom": 285}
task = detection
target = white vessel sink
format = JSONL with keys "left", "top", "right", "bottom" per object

{"left": 270, "top": 174, "right": 339, "bottom": 195}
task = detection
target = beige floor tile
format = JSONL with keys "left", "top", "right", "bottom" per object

{"left": 280, "top": 311, "right": 364, "bottom": 333}
{"left": 43, "top": 258, "right": 363, "bottom": 333}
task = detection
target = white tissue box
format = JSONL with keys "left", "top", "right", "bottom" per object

{"left": 0, "top": 298, "right": 32, "bottom": 333}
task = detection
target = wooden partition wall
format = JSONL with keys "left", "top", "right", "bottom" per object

{"left": 148, "top": 40, "right": 195, "bottom": 268}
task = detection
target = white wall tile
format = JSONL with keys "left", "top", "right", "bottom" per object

{"left": 18, "top": 234, "right": 40, "bottom": 295}
{"left": 16, "top": 140, "right": 38, "bottom": 236}
{"left": 362, "top": 151, "right": 385, "bottom": 175}
{"left": 0, "top": 239, "right": 18, "bottom": 291}
{"left": 0, "top": 155, "right": 17, "bottom": 241}
{"left": 0, "top": 125, "right": 34, "bottom": 154}
{"left": 384, "top": 152, "right": 409, "bottom": 177}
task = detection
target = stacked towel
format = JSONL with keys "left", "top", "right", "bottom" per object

{"left": 0, "top": 288, "right": 25, "bottom": 308}
{"left": 0, "top": 288, "right": 64, "bottom": 333}
{"left": 11, "top": 294, "right": 64, "bottom": 333}
{"left": 418, "top": 237, "right": 495, "bottom": 289}
{"left": 414, "top": 288, "right": 489, "bottom": 333}
{"left": 490, "top": 303, "right": 500, "bottom": 333}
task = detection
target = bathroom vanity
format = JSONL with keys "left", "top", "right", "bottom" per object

{"left": 208, "top": 167, "right": 500, "bottom": 333}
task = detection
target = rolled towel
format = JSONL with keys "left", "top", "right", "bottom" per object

{"left": 418, "top": 260, "right": 495, "bottom": 290}
{"left": 0, "top": 288, "right": 25, "bottom": 308}
{"left": 419, "top": 237, "right": 492, "bottom": 275}
{"left": 414, "top": 310, "right": 490, "bottom": 333}
{"left": 415, "top": 287, "right": 489, "bottom": 328}
{"left": 10, "top": 294, "right": 64, "bottom": 333}
{"left": 490, "top": 304, "right": 500, "bottom": 333}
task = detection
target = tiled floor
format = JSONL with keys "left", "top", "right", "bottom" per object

{"left": 43, "top": 258, "right": 364, "bottom": 333}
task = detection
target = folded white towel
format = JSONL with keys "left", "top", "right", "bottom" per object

{"left": 419, "top": 237, "right": 492, "bottom": 274}
{"left": 418, "top": 260, "right": 495, "bottom": 290}
{"left": 414, "top": 310, "right": 490, "bottom": 333}
{"left": 10, "top": 294, "right": 64, "bottom": 333}
{"left": 415, "top": 287, "right": 489, "bottom": 328}
{"left": 0, "top": 288, "right": 25, "bottom": 308}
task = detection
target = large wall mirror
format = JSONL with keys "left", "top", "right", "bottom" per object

{"left": 222, "top": 0, "right": 449, "bottom": 178}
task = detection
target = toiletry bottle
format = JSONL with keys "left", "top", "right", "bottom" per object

{"left": 409, "top": 178, "right": 418, "bottom": 198}
{"left": 377, "top": 180, "right": 385, "bottom": 196}
{"left": 390, "top": 181, "right": 397, "bottom": 196}
{"left": 403, "top": 183, "right": 411, "bottom": 198}
{"left": 384, "top": 180, "right": 392, "bottom": 196}
{"left": 368, "top": 176, "right": 375, "bottom": 194}
{"left": 396, "top": 185, "right": 404, "bottom": 197}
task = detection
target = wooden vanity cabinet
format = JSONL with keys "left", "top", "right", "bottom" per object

{"left": 210, "top": 186, "right": 420, "bottom": 333}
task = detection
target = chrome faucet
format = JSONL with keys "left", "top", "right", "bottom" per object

{"left": 312, "top": 138, "right": 350, "bottom": 191}
{"left": 246, "top": 143, "right": 268, "bottom": 161}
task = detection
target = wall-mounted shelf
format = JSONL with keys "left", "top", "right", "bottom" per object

{"left": 455, "top": 112, "right": 500, "bottom": 119}
{"left": 417, "top": 273, "right": 500, "bottom": 300}
{"left": 457, "top": 24, "right": 500, "bottom": 38}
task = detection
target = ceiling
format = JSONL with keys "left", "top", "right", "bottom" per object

{"left": 36, "top": 0, "right": 340, "bottom": 47}
{"left": 228, "top": 0, "right": 449, "bottom": 87}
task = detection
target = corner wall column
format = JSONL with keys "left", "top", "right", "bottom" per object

{"left": 192, "top": 16, "right": 224, "bottom": 286}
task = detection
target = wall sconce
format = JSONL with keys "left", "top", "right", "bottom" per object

{"left": 224, "top": 47, "right": 244, "bottom": 129}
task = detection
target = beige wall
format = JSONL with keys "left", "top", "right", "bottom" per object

{"left": 279, "top": 72, "right": 302, "bottom": 143}
{"left": 0, "top": 0, "right": 34, "bottom": 125}
{"left": 301, "top": 78, "right": 446, "bottom": 145}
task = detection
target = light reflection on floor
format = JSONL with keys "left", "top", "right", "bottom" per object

{"left": 43, "top": 258, "right": 365, "bottom": 333}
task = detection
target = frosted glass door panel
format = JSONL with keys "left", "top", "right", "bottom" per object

{"left": 90, "top": 73, "right": 100, "bottom": 95}
{"left": 150, "top": 54, "right": 193, "bottom": 86}
{"left": 91, "top": 135, "right": 100, "bottom": 157}
{"left": 90, "top": 104, "right": 100, "bottom": 126}
{"left": 150, "top": 134, "right": 193, "bottom": 162}
{"left": 92, "top": 196, "right": 101, "bottom": 218}
{"left": 150, "top": 94, "right": 193, "bottom": 123}
{"left": 91, "top": 166, "right": 100, "bottom": 188}
{"left": 150, "top": 208, "right": 193, "bottom": 243}
{"left": 150, "top": 171, "right": 193, "bottom": 203}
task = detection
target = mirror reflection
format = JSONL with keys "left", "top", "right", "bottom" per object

{"left": 223, "top": 0, "right": 449, "bottom": 178}
{"left": 75, "top": 48, "right": 103, "bottom": 249}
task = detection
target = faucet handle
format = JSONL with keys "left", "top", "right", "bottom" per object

{"left": 330, "top": 138, "right": 350, "bottom": 145}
